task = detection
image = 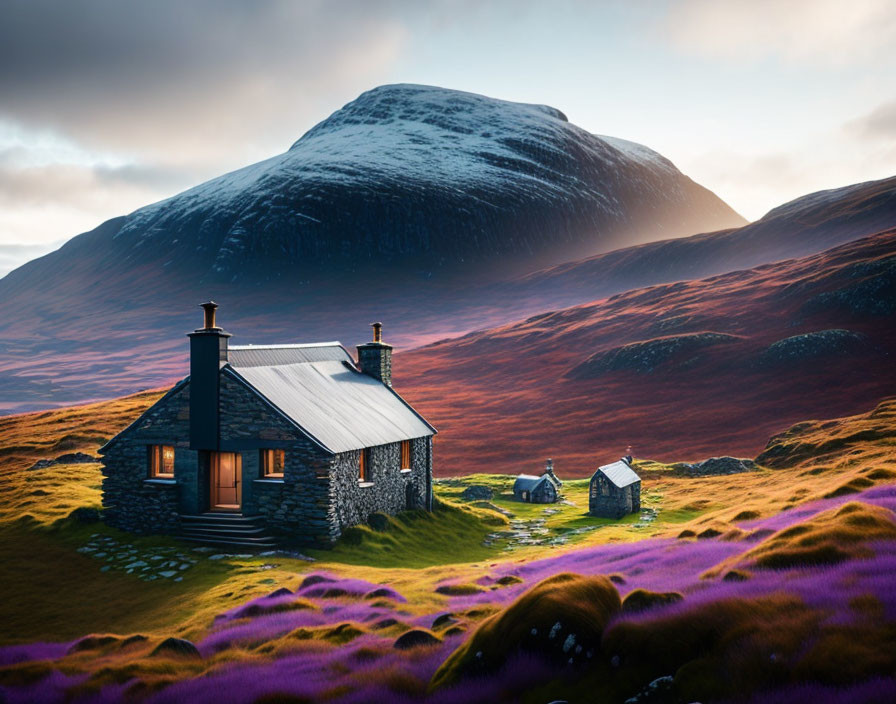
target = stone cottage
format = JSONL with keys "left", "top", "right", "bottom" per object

{"left": 100, "top": 303, "right": 436, "bottom": 548}
{"left": 589, "top": 456, "right": 641, "bottom": 519}
{"left": 513, "top": 459, "right": 562, "bottom": 503}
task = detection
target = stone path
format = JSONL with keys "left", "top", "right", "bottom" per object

{"left": 77, "top": 534, "right": 198, "bottom": 581}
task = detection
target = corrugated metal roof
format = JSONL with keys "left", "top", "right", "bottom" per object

{"left": 226, "top": 360, "right": 434, "bottom": 454}
{"left": 229, "top": 343, "right": 352, "bottom": 368}
{"left": 514, "top": 474, "right": 547, "bottom": 493}
{"left": 596, "top": 460, "right": 641, "bottom": 488}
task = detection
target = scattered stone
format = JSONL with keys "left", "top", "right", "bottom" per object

{"left": 496, "top": 575, "right": 523, "bottom": 586}
{"left": 159, "top": 571, "right": 177, "bottom": 578}
{"left": 393, "top": 629, "right": 441, "bottom": 650}
{"left": 28, "top": 452, "right": 99, "bottom": 471}
{"left": 264, "top": 587, "right": 293, "bottom": 599}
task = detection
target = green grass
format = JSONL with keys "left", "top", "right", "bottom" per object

{"left": 306, "top": 499, "right": 509, "bottom": 568}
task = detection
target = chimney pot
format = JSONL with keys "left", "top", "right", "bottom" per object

{"left": 371, "top": 321, "right": 383, "bottom": 343}
{"left": 200, "top": 301, "right": 219, "bottom": 330}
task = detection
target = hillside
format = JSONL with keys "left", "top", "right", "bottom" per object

{"left": 1, "top": 172, "right": 892, "bottom": 417}
{"left": 397, "top": 228, "right": 896, "bottom": 474}
{"left": 0, "top": 393, "right": 894, "bottom": 702}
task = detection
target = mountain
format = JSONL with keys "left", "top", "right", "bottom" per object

{"left": 500, "top": 175, "right": 896, "bottom": 306}
{"left": 396, "top": 228, "right": 896, "bottom": 475}
{"left": 0, "top": 84, "right": 746, "bottom": 413}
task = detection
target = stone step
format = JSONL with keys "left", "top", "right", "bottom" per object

{"left": 181, "top": 525, "right": 272, "bottom": 540}
{"left": 180, "top": 534, "right": 278, "bottom": 549}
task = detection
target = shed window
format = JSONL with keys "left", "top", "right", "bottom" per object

{"left": 400, "top": 441, "right": 412, "bottom": 470}
{"left": 260, "top": 448, "right": 285, "bottom": 478}
{"left": 359, "top": 448, "right": 371, "bottom": 482}
{"left": 601, "top": 479, "right": 610, "bottom": 496}
{"left": 149, "top": 445, "right": 175, "bottom": 478}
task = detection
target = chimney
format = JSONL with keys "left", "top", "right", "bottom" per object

{"left": 357, "top": 321, "right": 392, "bottom": 387}
{"left": 188, "top": 301, "right": 231, "bottom": 450}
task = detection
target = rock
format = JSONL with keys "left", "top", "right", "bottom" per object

{"left": 151, "top": 637, "right": 201, "bottom": 658}
{"left": 674, "top": 456, "right": 757, "bottom": 477}
{"left": 461, "top": 485, "right": 494, "bottom": 501}
{"left": 393, "top": 629, "right": 441, "bottom": 650}
{"left": 159, "top": 570, "right": 177, "bottom": 578}
{"left": 624, "top": 675, "right": 676, "bottom": 704}
{"left": 69, "top": 507, "right": 101, "bottom": 523}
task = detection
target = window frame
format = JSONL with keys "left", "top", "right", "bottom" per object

{"left": 400, "top": 440, "right": 412, "bottom": 470}
{"left": 148, "top": 444, "right": 175, "bottom": 479}
{"left": 260, "top": 448, "right": 285, "bottom": 479}
{"left": 359, "top": 448, "right": 372, "bottom": 483}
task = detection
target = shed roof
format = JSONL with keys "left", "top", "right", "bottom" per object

{"left": 226, "top": 346, "right": 435, "bottom": 454}
{"left": 514, "top": 473, "right": 554, "bottom": 494}
{"left": 594, "top": 460, "right": 641, "bottom": 488}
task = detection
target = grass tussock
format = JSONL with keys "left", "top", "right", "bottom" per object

{"left": 430, "top": 573, "right": 620, "bottom": 690}
{"left": 705, "top": 501, "right": 896, "bottom": 577}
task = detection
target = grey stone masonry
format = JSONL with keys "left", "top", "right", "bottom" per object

{"left": 101, "top": 382, "right": 190, "bottom": 534}
{"left": 329, "top": 436, "right": 431, "bottom": 536}
{"left": 588, "top": 474, "right": 641, "bottom": 520}
{"left": 357, "top": 341, "right": 393, "bottom": 387}
{"left": 101, "top": 371, "right": 435, "bottom": 548}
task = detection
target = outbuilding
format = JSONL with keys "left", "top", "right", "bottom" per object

{"left": 589, "top": 456, "right": 641, "bottom": 519}
{"left": 513, "top": 459, "right": 562, "bottom": 503}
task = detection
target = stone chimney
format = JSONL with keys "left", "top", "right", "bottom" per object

{"left": 188, "top": 301, "right": 230, "bottom": 450}
{"left": 357, "top": 321, "right": 392, "bottom": 387}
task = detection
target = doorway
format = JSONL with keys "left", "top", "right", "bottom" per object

{"left": 210, "top": 451, "right": 241, "bottom": 512}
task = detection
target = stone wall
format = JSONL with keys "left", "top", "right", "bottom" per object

{"left": 102, "top": 370, "right": 434, "bottom": 547}
{"left": 329, "top": 436, "right": 431, "bottom": 536}
{"left": 101, "top": 381, "right": 191, "bottom": 534}
{"left": 588, "top": 473, "right": 639, "bottom": 519}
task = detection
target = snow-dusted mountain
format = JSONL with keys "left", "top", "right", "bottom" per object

{"left": 0, "top": 83, "right": 751, "bottom": 413}
{"left": 26, "top": 84, "right": 743, "bottom": 286}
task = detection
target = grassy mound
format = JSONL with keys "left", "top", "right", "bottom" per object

{"left": 621, "top": 589, "right": 683, "bottom": 614}
{"left": 430, "top": 573, "right": 620, "bottom": 690}
{"left": 705, "top": 501, "right": 896, "bottom": 577}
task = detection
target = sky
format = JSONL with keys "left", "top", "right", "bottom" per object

{"left": 1, "top": 0, "right": 895, "bottom": 276}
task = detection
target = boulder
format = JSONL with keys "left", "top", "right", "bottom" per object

{"left": 461, "top": 485, "right": 494, "bottom": 501}
{"left": 675, "top": 456, "right": 757, "bottom": 477}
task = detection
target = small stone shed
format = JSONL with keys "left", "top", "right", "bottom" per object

{"left": 513, "top": 459, "right": 562, "bottom": 503}
{"left": 589, "top": 457, "right": 641, "bottom": 519}
{"left": 100, "top": 303, "right": 436, "bottom": 548}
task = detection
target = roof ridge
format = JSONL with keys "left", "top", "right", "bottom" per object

{"left": 229, "top": 342, "right": 343, "bottom": 350}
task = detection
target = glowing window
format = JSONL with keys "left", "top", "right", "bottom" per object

{"left": 260, "top": 449, "right": 285, "bottom": 478}
{"left": 149, "top": 445, "right": 175, "bottom": 478}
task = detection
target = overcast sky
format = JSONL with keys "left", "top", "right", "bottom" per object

{"left": 1, "top": 0, "right": 895, "bottom": 276}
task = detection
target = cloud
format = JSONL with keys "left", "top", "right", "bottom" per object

{"left": 661, "top": 0, "right": 896, "bottom": 65}
{"left": 846, "top": 100, "right": 896, "bottom": 141}
{"left": 0, "top": 0, "right": 409, "bottom": 166}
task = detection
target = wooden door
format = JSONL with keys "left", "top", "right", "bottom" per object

{"left": 211, "top": 452, "right": 241, "bottom": 511}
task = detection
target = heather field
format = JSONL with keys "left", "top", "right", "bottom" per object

{"left": 0, "top": 396, "right": 895, "bottom": 702}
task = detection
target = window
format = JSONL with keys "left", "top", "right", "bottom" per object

{"left": 260, "top": 448, "right": 285, "bottom": 478}
{"left": 601, "top": 479, "right": 610, "bottom": 496}
{"left": 359, "top": 448, "right": 371, "bottom": 482}
{"left": 400, "top": 441, "right": 412, "bottom": 470}
{"left": 149, "top": 445, "right": 175, "bottom": 478}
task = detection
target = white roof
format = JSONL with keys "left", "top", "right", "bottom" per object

{"left": 596, "top": 460, "right": 640, "bottom": 488}
{"left": 226, "top": 349, "right": 434, "bottom": 454}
